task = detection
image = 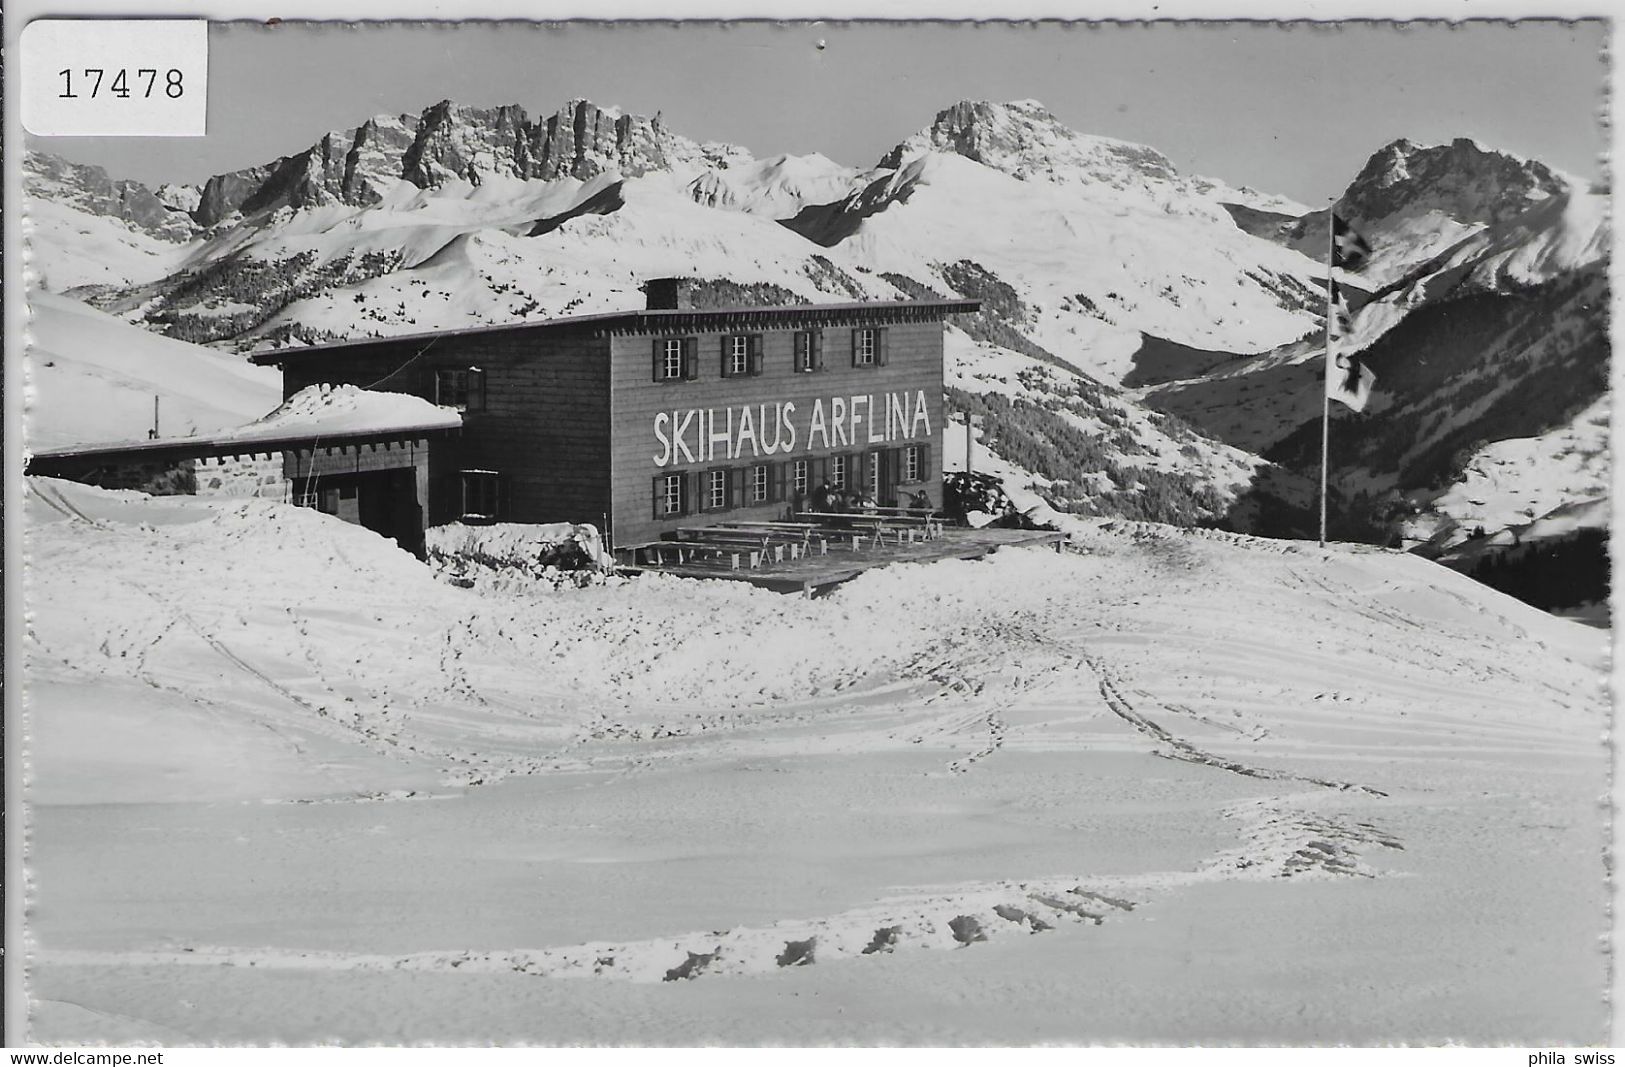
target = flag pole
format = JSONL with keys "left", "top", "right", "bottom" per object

{"left": 1320, "top": 205, "right": 1334, "bottom": 548}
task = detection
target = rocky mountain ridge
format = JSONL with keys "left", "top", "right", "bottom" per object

{"left": 91, "top": 99, "right": 753, "bottom": 231}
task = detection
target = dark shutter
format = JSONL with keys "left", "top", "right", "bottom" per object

{"left": 729, "top": 467, "right": 745, "bottom": 510}
{"left": 877, "top": 328, "right": 890, "bottom": 366}
{"left": 851, "top": 328, "right": 861, "bottom": 367}
{"left": 885, "top": 447, "right": 902, "bottom": 502}
{"left": 772, "top": 461, "right": 787, "bottom": 503}
{"left": 688, "top": 471, "right": 702, "bottom": 515}
{"left": 720, "top": 336, "right": 732, "bottom": 379}
{"left": 469, "top": 368, "right": 487, "bottom": 412}
{"left": 921, "top": 444, "right": 933, "bottom": 483}
{"left": 749, "top": 334, "right": 763, "bottom": 376}
{"left": 652, "top": 474, "right": 664, "bottom": 519}
{"left": 812, "top": 330, "right": 824, "bottom": 371}
{"left": 684, "top": 338, "right": 699, "bottom": 381}
{"left": 652, "top": 339, "right": 664, "bottom": 382}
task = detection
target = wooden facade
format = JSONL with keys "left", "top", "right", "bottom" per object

{"left": 255, "top": 296, "right": 978, "bottom": 549}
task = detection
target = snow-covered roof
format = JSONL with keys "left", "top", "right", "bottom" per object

{"left": 216, "top": 384, "right": 461, "bottom": 444}
{"left": 30, "top": 384, "right": 461, "bottom": 461}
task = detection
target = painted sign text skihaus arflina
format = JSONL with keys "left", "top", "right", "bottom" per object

{"left": 652, "top": 389, "right": 933, "bottom": 468}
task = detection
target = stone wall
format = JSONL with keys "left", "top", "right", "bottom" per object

{"left": 188, "top": 453, "right": 288, "bottom": 500}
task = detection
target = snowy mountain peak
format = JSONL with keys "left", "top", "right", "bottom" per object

{"left": 1342, "top": 136, "right": 1571, "bottom": 230}
{"left": 878, "top": 99, "right": 1182, "bottom": 190}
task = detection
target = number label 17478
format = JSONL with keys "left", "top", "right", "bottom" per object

{"left": 58, "top": 68, "right": 185, "bottom": 99}
{"left": 22, "top": 20, "right": 206, "bottom": 137}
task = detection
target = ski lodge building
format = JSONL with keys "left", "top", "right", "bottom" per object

{"left": 31, "top": 282, "right": 977, "bottom": 557}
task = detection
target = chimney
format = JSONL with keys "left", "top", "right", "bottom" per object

{"left": 642, "top": 277, "right": 700, "bottom": 310}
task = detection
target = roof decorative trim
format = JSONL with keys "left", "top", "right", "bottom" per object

{"left": 250, "top": 299, "right": 981, "bottom": 364}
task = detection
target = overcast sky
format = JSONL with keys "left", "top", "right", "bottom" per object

{"left": 29, "top": 18, "right": 1609, "bottom": 204}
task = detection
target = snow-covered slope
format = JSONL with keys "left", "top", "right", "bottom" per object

{"left": 687, "top": 152, "right": 867, "bottom": 219}
{"left": 22, "top": 479, "right": 1608, "bottom": 1042}
{"left": 24, "top": 291, "right": 281, "bottom": 450}
{"left": 1417, "top": 396, "right": 1609, "bottom": 548}
{"left": 788, "top": 150, "right": 1321, "bottom": 378}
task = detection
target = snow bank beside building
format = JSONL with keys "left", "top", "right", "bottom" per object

{"left": 426, "top": 521, "right": 613, "bottom": 588}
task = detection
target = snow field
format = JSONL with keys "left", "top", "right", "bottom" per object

{"left": 21, "top": 479, "right": 1610, "bottom": 1043}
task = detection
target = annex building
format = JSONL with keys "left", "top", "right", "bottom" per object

{"left": 248, "top": 282, "right": 979, "bottom": 551}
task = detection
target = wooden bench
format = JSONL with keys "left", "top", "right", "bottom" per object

{"left": 675, "top": 528, "right": 791, "bottom": 565}
{"left": 629, "top": 540, "right": 759, "bottom": 570}
{"left": 791, "top": 512, "right": 922, "bottom": 546}
{"left": 855, "top": 507, "right": 945, "bottom": 538}
{"left": 713, "top": 522, "right": 831, "bottom": 556}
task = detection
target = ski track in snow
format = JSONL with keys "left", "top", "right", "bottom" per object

{"left": 22, "top": 481, "right": 1602, "bottom": 999}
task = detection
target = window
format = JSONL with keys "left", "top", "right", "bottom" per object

{"left": 653, "top": 338, "right": 696, "bottom": 382}
{"left": 436, "top": 367, "right": 485, "bottom": 412}
{"left": 707, "top": 468, "right": 729, "bottom": 511}
{"left": 792, "top": 459, "right": 809, "bottom": 497}
{"left": 655, "top": 472, "right": 686, "bottom": 519}
{"left": 720, "top": 334, "right": 762, "bottom": 378}
{"left": 904, "top": 444, "right": 922, "bottom": 483}
{"left": 851, "top": 327, "right": 889, "bottom": 368}
{"left": 830, "top": 454, "right": 848, "bottom": 490}
{"left": 794, "top": 330, "right": 823, "bottom": 373}
{"left": 868, "top": 451, "right": 881, "bottom": 497}
{"left": 854, "top": 329, "right": 876, "bottom": 366}
{"left": 461, "top": 470, "right": 500, "bottom": 520}
{"left": 750, "top": 464, "right": 770, "bottom": 504}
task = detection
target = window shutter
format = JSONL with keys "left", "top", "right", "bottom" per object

{"left": 688, "top": 472, "right": 701, "bottom": 515}
{"left": 652, "top": 475, "right": 663, "bottom": 519}
{"left": 812, "top": 330, "right": 824, "bottom": 371}
{"left": 851, "top": 328, "right": 861, "bottom": 367}
{"left": 773, "top": 461, "right": 787, "bottom": 503}
{"left": 652, "top": 339, "right": 664, "bottom": 382}
{"left": 877, "top": 328, "right": 890, "bottom": 366}
{"left": 729, "top": 467, "right": 745, "bottom": 510}
{"left": 720, "top": 336, "right": 732, "bottom": 379}
{"left": 921, "top": 444, "right": 932, "bottom": 482}
{"left": 749, "top": 334, "right": 763, "bottom": 376}
{"left": 469, "top": 368, "right": 486, "bottom": 412}
{"left": 810, "top": 456, "right": 826, "bottom": 489}
{"left": 684, "top": 338, "right": 699, "bottom": 381}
